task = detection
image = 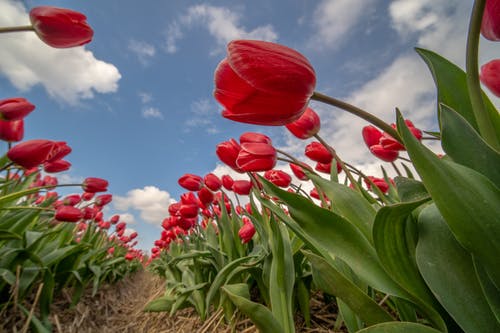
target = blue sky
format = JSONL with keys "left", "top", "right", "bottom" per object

{"left": 0, "top": 0, "right": 498, "bottom": 251}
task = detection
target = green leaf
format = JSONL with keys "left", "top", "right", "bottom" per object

{"left": 308, "top": 173, "right": 377, "bottom": 243}
{"left": 18, "top": 304, "right": 52, "bottom": 333}
{"left": 440, "top": 104, "right": 500, "bottom": 186}
{"left": 373, "top": 199, "right": 447, "bottom": 331}
{"left": 415, "top": 47, "right": 500, "bottom": 137}
{"left": 144, "top": 295, "right": 176, "bottom": 312}
{"left": 222, "top": 284, "right": 284, "bottom": 333}
{"left": 304, "top": 251, "right": 393, "bottom": 325}
{"left": 356, "top": 322, "right": 443, "bottom": 333}
{"left": 259, "top": 177, "right": 407, "bottom": 298}
{"left": 40, "top": 271, "right": 55, "bottom": 324}
{"left": 473, "top": 258, "right": 500, "bottom": 322}
{"left": 0, "top": 268, "right": 16, "bottom": 285}
{"left": 397, "top": 111, "right": 500, "bottom": 287}
{"left": 0, "top": 229, "right": 21, "bottom": 240}
{"left": 416, "top": 204, "right": 500, "bottom": 333}
{"left": 393, "top": 177, "right": 429, "bottom": 203}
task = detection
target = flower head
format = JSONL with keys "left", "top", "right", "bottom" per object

{"left": 285, "top": 107, "right": 321, "bottom": 139}
{"left": 214, "top": 40, "right": 316, "bottom": 125}
{"left": 7, "top": 139, "right": 56, "bottom": 169}
{"left": 481, "top": 0, "right": 500, "bottom": 41}
{"left": 0, "top": 98, "right": 35, "bottom": 121}
{"left": 480, "top": 59, "right": 500, "bottom": 97}
{"left": 0, "top": 119, "right": 24, "bottom": 142}
{"left": 82, "top": 177, "right": 109, "bottom": 193}
{"left": 29, "top": 6, "right": 93, "bottom": 48}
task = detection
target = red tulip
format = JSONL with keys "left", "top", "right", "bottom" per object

{"left": 168, "top": 202, "right": 181, "bottom": 216}
{"left": 180, "top": 192, "right": 199, "bottom": 206}
{"left": 95, "top": 194, "right": 113, "bottom": 206}
{"left": 379, "top": 133, "right": 405, "bottom": 151}
{"left": 82, "top": 177, "right": 108, "bottom": 193}
{"left": 481, "top": 0, "right": 500, "bottom": 41}
{"left": 0, "top": 119, "right": 24, "bottom": 142}
{"left": 364, "top": 176, "right": 392, "bottom": 194}
{"left": 362, "top": 126, "right": 382, "bottom": 147}
{"left": 178, "top": 173, "right": 203, "bottom": 191}
{"left": 285, "top": 107, "right": 321, "bottom": 139}
{"left": 232, "top": 180, "right": 253, "bottom": 195}
{"left": 221, "top": 175, "right": 234, "bottom": 190}
{"left": 289, "top": 164, "right": 307, "bottom": 181}
{"left": 43, "top": 159, "right": 71, "bottom": 173}
{"left": 179, "top": 203, "right": 199, "bottom": 218}
{"left": 214, "top": 40, "right": 316, "bottom": 125}
{"left": 46, "top": 141, "right": 72, "bottom": 163}
{"left": 480, "top": 59, "right": 500, "bottom": 97}
{"left": 304, "top": 142, "right": 332, "bottom": 164}
{"left": 216, "top": 139, "right": 244, "bottom": 172}
{"left": 238, "top": 221, "right": 256, "bottom": 244}
{"left": 0, "top": 98, "right": 35, "bottom": 121}
{"left": 82, "top": 192, "right": 95, "bottom": 201}
{"left": 264, "top": 170, "right": 292, "bottom": 188}
{"left": 55, "top": 206, "right": 82, "bottom": 222}
{"left": 369, "top": 145, "right": 399, "bottom": 162}
{"left": 315, "top": 161, "right": 342, "bottom": 174}
{"left": 240, "top": 132, "right": 272, "bottom": 144}
{"left": 236, "top": 142, "right": 277, "bottom": 172}
{"left": 29, "top": 6, "right": 93, "bottom": 48}
{"left": 7, "top": 139, "right": 56, "bottom": 169}
{"left": 204, "top": 173, "right": 221, "bottom": 191}
{"left": 62, "top": 194, "right": 81, "bottom": 206}
{"left": 197, "top": 187, "right": 214, "bottom": 206}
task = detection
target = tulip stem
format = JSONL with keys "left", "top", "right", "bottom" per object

{"left": 465, "top": 0, "right": 500, "bottom": 151}
{"left": 0, "top": 26, "right": 35, "bottom": 33}
{"left": 311, "top": 91, "right": 402, "bottom": 143}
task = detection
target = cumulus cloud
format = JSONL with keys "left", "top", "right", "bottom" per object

{"left": 128, "top": 39, "right": 156, "bottom": 65}
{"left": 113, "top": 186, "right": 175, "bottom": 225}
{"left": 142, "top": 107, "right": 164, "bottom": 119}
{"left": 0, "top": 0, "right": 121, "bottom": 104}
{"left": 311, "top": 0, "right": 376, "bottom": 49}
{"left": 138, "top": 92, "right": 153, "bottom": 104}
{"left": 165, "top": 4, "right": 278, "bottom": 54}
{"left": 184, "top": 98, "right": 219, "bottom": 134}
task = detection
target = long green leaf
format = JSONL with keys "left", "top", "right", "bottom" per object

{"left": 416, "top": 204, "right": 500, "bottom": 333}
{"left": 305, "top": 251, "right": 393, "bottom": 325}
{"left": 222, "top": 284, "right": 284, "bottom": 333}
{"left": 397, "top": 111, "right": 500, "bottom": 287}
{"left": 440, "top": 104, "right": 500, "bottom": 186}
{"left": 259, "top": 177, "right": 407, "bottom": 298}
{"left": 356, "top": 322, "right": 443, "bottom": 333}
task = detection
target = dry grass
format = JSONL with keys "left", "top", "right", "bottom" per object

{"left": 1, "top": 270, "right": 346, "bottom": 332}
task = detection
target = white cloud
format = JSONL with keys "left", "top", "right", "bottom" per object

{"left": 113, "top": 186, "right": 175, "bottom": 226}
{"left": 184, "top": 98, "right": 219, "bottom": 134}
{"left": 128, "top": 39, "right": 156, "bottom": 65}
{"left": 0, "top": 0, "right": 121, "bottom": 104}
{"left": 118, "top": 213, "right": 137, "bottom": 225}
{"left": 139, "top": 92, "right": 153, "bottom": 104}
{"left": 311, "top": 0, "right": 376, "bottom": 49}
{"left": 142, "top": 107, "right": 164, "bottom": 119}
{"left": 165, "top": 4, "right": 278, "bottom": 54}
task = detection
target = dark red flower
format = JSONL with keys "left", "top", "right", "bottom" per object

{"left": 46, "top": 141, "right": 72, "bottom": 163}
{"left": 240, "top": 132, "right": 272, "bottom": 144}
{"left": 304, "top": 142, "right": 332, "bottom": 164}
{"left": 285, "top": 107, "right": 321, "bottom": 139}
{"left": 43, "top": 159, "right": 71, "bottom": 173}
{"left": 214, "top": 40, "right": 316, "bottom": 125}
{"left": 480, "top": 59, "right": 500, "bottom": 97}
{"left": 82, "top": 177, "right": 108, "bottom": 193}
{"left": 204, "top": 173, "right": 222, "bottom": 191}
{"left": 0, "top": 119, "right": 24, "bottom": 142}
{"left": 7, "top": 139, "right": 56, "bottom": 169}
{"left": 29, "top": 6, "right": 94, "bottom": 48}
{"left": 236, "top": 142, "right": 277, "bottom": 172}
{"left": 232, "top": 180, "right": 253, "bottom": 195}
{"left": 216, "top": 139, "right": 244, "bottom": 172}
{"left": 238, "top": 221, "right": 256, "bottom": 244}
{"left": 315, "top": 161, "right": 342, "bottom": 174}
{"left": 197, "top": 187, "right": 214, "bottom": 206}
{"left": 264, "top": 169, "right": 292, "bottom": 188}
{"left": 95, "top": 194, "right": 113, "bottom": 207}
{"left": 0, "top": 98, "right": 35, "bottom": 121}
{"left": 481, "top": 0, "right": 500, "bottom": 41}
{"left": 369, "top": 145, "right": 399, "bottom": 162}
{"left": 221, "top": 175, "right": 234, "bottom": 190}
{"left": 289, "top": 163, "right": 310, "bottom": 181}
{"left": 364, "top": 176, "right": 392, "bottom": 194}
{"left": 178, "top": 173, "right": 203, "bottom": 191}
{"left": 55, "top": 206, "right": 82, "bottom": 222}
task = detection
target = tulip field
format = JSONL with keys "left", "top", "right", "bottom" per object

{"left": 1, "top": 1, "right": 500, "bottom": 333}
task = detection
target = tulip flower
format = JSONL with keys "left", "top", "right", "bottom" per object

{"left": 0, "top": 119, "right": 24, "bottom": 142}
{"left": 285, "top": 107, "right": 321, "bottom": 139}
{"left": 62, "top": 194, "right": 81, "bottom": 206}
{"left": 204, "top": 173, "right": 222, "bottom": 191}
{"left": 236, "top": 142, "right": 277, "bottom": 172}
{"left": 95, "top": 194, "right": 113, "bottom": 207}
{"left": 304, "top": 142, "right": 332, "bottom": 164}
{"left": 82, "top": 192, "right": 95, "bottom": 201}
{"left": 240, "top": 132, "right": 272, "bottom": 144}
{"left": 364, "top": 176, "right": 393, "bottom": 194}
{"left": 481, "top": 0, "right": 500, "bottom": 41}
{"left": 216, "top": 139, "right": 244, "bottom": 172}
{"left": 43, "top": 159, "right": 71, "bottom": 173}
{"left": 221, "top": 175, "right": 234, "bottom": 190}
{"left": 0, "top": 98, "right": 35, "bottom": 121}
{"left": 264, "top": 170, "right": 292, "bottom": 188}
{"left": 46, "top": 141, "right": 72, "bottom": 163}
{"left": 214, "top": 40, "right": 316, "bottom": 125}
{"left": 178, "top": 173, "right": 203, "bottom": 191}
{"left": 480, "top": 59, "right": 500, "bottom": 97}
{"left": 7, "top": 139, "right": 56, "bottom": 169}
{"left": 197, "top": 187, "right": 214, "bottom": 206}
{"left": 232, "top": 180, "right": 253, "bottom": 195}
{"left": 315, "top": 161, "right": 342, "bottom": 174}
{"left": 238, "top": 221, "right": 256, "bottom": 244}
{"left": 369, "top": 145, "right": 399, "bottom": 162}
{"left": 289, "top": 163, "right": 310, "bottom": 181}
{"left": 29, "top": 6, "right": 94, "bottom": 48}
{"left": 55, "top": 206, "right": 83, "bottom": 222}
{"left": 82, "top": 177, "right": 108, "bottom": 193}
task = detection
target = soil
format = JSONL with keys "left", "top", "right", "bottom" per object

{"left": 1, "top": 270, "right": 346, "bottom": 333}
